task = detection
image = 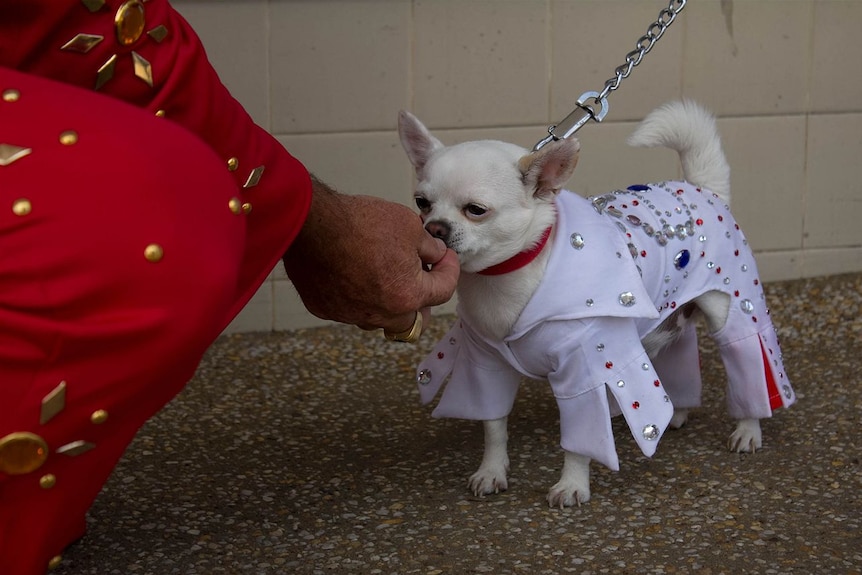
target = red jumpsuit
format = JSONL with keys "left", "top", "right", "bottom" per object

{"left": 0, "top": 1, "right": 312, "bottom": 573}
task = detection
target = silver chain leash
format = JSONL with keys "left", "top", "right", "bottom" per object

{"left": 533, "top": 0, "right": 687, "bottom": 151}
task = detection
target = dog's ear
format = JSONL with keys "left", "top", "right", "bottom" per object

{"left": 398, "top": 110, "right": 444, "bottom": 177}
{"left": 518, "top": 138, "right": 580, "bottom": 200}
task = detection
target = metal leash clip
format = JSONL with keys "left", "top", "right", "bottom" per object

{"left": 531, "top": 0, "right": 686, "bottom": 152}
{"left": 532, "top": 91, "right": 609, "bottom": 151}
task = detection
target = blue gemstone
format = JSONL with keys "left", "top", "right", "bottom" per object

{"left": 627, "top": 184, "right": 651, "bottom": 191}
{"left": 674, "top": 249, "right": 691, "bottom": 270}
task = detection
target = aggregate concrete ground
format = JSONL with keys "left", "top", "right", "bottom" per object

{"left": 55, "top": 273, "right": 861, "bottom": 574}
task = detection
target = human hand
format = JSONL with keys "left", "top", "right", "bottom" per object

{"left": 282, "top": 176, "right": 459, "bottom": 337}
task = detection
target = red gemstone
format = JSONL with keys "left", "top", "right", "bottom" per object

{"left": 605, "top": 361, "right": 613, "bottom": 369}
{"left": 696, "top": 218, "right": 704, "bottom": 226}
{"left": 754, "top": 279, "right": 760, "bottom": 285}
{"left": 622, "top": 204, "right": 628, "bottom": 209}
{"left": 716, "top": 266, "right": 721, "bottom": 274}
{"left": 654, "top": 380, "right": 661, "bottom": 387}
{"left": 632, "top": 200, "right": 639, "bottom": 206}
{"left": 718, "top": 215, "right": 724, "bottom": 222}
{"left": 753, "top": 317, "right": 758, "bottom": 323}
{"left": 640, "top": 250, "right": 647, "bottom": 257}
{"left": 632, "top": 401, "right": 641, "bottom": 409}
{"left": 670, "top": 301, "right": 677, "bottom": 309}
{"left": 676, "top": 189, "right": 684, "bottom": 195}
{"left": 734, "top": 290, "right": 740, "bottom": 297}
{"left": 734, "top": 250, "right": 739, "bottom": 256}
{"left": 437, "top": 352, "right": 445, "bottom": 359}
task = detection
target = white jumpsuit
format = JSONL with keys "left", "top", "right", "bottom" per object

{"left": 416, "top": 182, "right": 795, "bottom": 471}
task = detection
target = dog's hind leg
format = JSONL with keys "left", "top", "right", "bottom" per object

{"left": 468, "top": 417, "right": 510, "bottom": 496}
{"left": 697, "top": 290, "right": 766, "bottom": 452}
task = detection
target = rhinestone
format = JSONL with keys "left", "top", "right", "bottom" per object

{"left": 448, "top": 337, "right": 457, "bottom": 345}
{"left": 2, "top": 89, "right": 21, "bottom": 102}
{"left": 90, "top": 410, "right": 109, "bottom": 424}
{"left": 656, "top": 234, "right": 668, "bottom": 246}
{"left": 570, "top": 233, "right": 585, "bottom": 250}
{"left": 627, "top": 243, "right": 638, "bottom": 258}
{"left": 605, "top": 361, "right": 614, "bottom": 369}
{"left": 437, "top": 352, "right": 444, "bottom": 359}
{"left": 676, "top": 224, "right": 687, "bottom": 238}
{"left": 699, "top": 234, "right": 707, "bottom": 242}
{"left": 59, "top": 131, "right": 78, "bottom": 146}
{"left": 741, "top": 264, "right": 749, "bottom": 272}
{"left": 626, "top": 214, "right": 642, "bottom": 226}
{"left": 642, "top": 363, "right": 650, "bottom": 371}
{"left": 607, "top": 207, "right": 623, "bottom": 218}
{"left": 627, "top": 184, "right": 650, "bottom": 191}
{"left": 115, "top": 0, "right": 146, "bottom": 46}
{"left": 40, "top": 474, "right": 56, "bottom": 489}
{"left": 643, "top": 424, "right": 659, "bottom": 440}
{"left": 662, "top": 224, "right": 674, "bottom": 238}
{"left": 12, "top": 199, "right": 32, "bottom": 216}
{"left": 654, "top": 380, "right": 661, "bottom": 387}
{"left": 591, "top": 196, "right": 608, "bottom": 213}
{"left": 586, "top": 299, "right": 594, "bottom": 307}
{"left": 144, "top": 243, "right": 164, "bottom": 263}
{"left": 724, "top": 277, "right": 731, "bottom": 285}
{"left": 618, "top": 292, "right": 636, "bottom": 307}
{"left": 783, "top": 385, "right": 792, "bottom": 399}
{"left": 417, "top": 369, "right": 432, "bottom": 385}
{"left": 740, "top": 299, "right": 755, "bottom": 314}
{"left": 596, "top": 343, "right": 605, "bottom": 352}
{"left": 643, "top": 223, "right": 655, "bottom": 236}
{"left": 664, "top": 275, "right": 671, "bottom": 283}
{"left": 0, "top": 432, "right": 49, "bottom": 475}
{"left": 632, "top": 401, "right": 641, "bottom": 409}
{"left": 617, "top": 380, "right": 625, "bottom": 388}
{"left": 673, "top": 249, "right": 690, "bottom": 270}
{"left": 706, "top": 261, "right": 715, "bottom": 270}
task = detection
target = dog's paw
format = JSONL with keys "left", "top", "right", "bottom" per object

{"left": 728, "top": 418, "right": 762, "bottom": 453}
{"left": 468, "top": 465, "right": 508, "bottom": 497}
{"left": 669, "top": 408, "right": 689, "bottom": 429}
{"left": 546, "top": 478, "right": 591, "bottom": 509}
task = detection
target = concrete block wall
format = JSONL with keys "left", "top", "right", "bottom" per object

{"left": 171, "top": 0, "right": 862, "bottom": 333}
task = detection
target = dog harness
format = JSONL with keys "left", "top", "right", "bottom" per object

{"left": 417, "top": 182, "right": 795, "bottom": 471}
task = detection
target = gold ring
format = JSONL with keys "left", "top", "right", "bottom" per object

{"left": 384, "top": 311, "right": 423, "bottom": 344}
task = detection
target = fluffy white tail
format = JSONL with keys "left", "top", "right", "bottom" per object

{"left": 628, "top": 100, "right": 731, "bottom": 205}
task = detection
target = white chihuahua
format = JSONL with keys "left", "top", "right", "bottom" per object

{"left": 400, "top": 100, "right": 795, "bottom": 507}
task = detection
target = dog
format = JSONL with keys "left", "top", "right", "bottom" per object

{"left": 399, "top": 100, "right": 795, "bottom": 508}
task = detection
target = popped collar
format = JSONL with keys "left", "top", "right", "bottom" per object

{"left": 417, "top": 181, "right": 795, "bottom": 471}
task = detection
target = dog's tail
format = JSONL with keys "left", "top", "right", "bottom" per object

{"left": 627, "top": 99, "right": 730, "bottom": 205}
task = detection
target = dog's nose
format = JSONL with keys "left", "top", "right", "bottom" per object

{"left": 425, "top": 221, "right": 451, "bottom": 243}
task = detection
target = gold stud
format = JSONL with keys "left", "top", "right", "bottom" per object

{"left": 40, "top": 474, "right": 57, "bottom": 489}
{"left": 227, "top": 157, "right": 239, "bottom": 172}
{"left": 47, "top": 555, "right": 63, "bottom": 570}
{"left": 40, "top": 381, "right": 67, "bottom": 425}
{"left": 90, "top": 409, "right": 109, "bottom": 424}
{"left": 0, "top": 144, "right": 32, "bottom": 166}
{"left": 0, "top": 432, "right": 49, "bottom": 475}
{"left": 12, "top": 199, "right": 32, "bottom": 216}
{"left": 243, "top": 165, "right": 265, "bottom": 189}
{"left": 228, "top": 197, "right": 242, "bottom": 215}
{"left": 132, "top": 51, "right": 153, "bottom": 87}
{"left": 144, "top": 243, "right": 164, "bottom": 262}
{"left": 59, "top": 130, "right": 79, "bottom": 146}
{"left": 242, "top": 202, "right": 253, "bottom": 215}
{"left": 155, "top": 109, "right": 166, "bottom": 118}
{"left": 115, "top": 0, "right": 146, "bottom": 46}
{"left": 81, "top": 0, "right": 105, "bottom": 12}
{"left": 95, "top": 54, "right": 118, "bottom": 90}
{"left": 148, "top": 24, "right": 169, "bottom": 43}
{"left": 56, "top": 440, "right": 96, "bottom": 457}
{"left": 2, "top": 89, "right": 20, "bottom": 102}
{"left": 60, "top": 33, "right": 104, "bottom": 54}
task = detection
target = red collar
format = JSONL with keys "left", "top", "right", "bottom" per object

{"left": 477, "top": 226, "right": 553, "bottom": 276}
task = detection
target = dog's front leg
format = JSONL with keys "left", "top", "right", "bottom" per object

{"left": 547, "top": 451, "right": 591, "bottom": 508}
{"left": 468, "top": 417, "right": 510, "bottom": 496}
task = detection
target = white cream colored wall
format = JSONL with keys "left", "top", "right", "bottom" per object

{"left": 171, "top": 0, "right": 862, "bottom": 333}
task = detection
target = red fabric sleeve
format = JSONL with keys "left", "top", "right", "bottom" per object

{"left": 0, "top": 0, "right": 313, "bottom": 326}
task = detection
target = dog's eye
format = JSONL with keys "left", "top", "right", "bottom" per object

{"left": 465, "top": 204, "right": 487, "bottom": 218}
{"left": 415, "top": 197, "right": 431, "bottom": 212}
